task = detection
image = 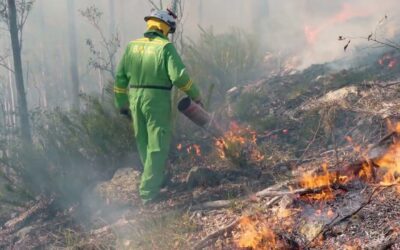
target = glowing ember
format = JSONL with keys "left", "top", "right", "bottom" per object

{"left": 193, "top": 144, "right": 202, "bottom": 157}
{"left": 327, "top": 208, "right": 335, "bottom": 218}
{"left": 378, "top": 54, "right": 398, "bottom": 69}
{"left": 184, "top": 144, "right": 202, "bottom": 157}
{"left": 388, "top": 59, "right": 397, "bottom": 69}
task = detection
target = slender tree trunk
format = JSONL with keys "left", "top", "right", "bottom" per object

{"left": 7, "top": 0, "right": 32, "bottom": 143}
{"left": 8, "top": 58, "right": 16, "bottom": 127}
{"left": 198, "top": 0, "right": 203, "bottom": 25}
{"left": 37, "top": 0, "right": 49, "bottom": 109}
{"left": 67, "top": 0, "right": 80, "bottom": 109}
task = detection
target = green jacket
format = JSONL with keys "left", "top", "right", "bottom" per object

{"left": 114, "top": 30, "right": 201, "bottom": 109}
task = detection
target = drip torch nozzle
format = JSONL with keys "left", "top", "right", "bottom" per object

{"left": 178, "top": 97, "right": 223, "bottom": 138}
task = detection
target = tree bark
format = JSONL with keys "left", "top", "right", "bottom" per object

{"left": 67, "top": 0, "right": 80, "bottom": 109}
{"left": 37, "top": 0, "right": 49, "bottom": 108}
{"left": 7, "top": 0, "right": 32, "bottom": 143}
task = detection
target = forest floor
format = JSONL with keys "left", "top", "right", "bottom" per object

{"left": 2, "top": 51, "right": 400, "bottom": 249}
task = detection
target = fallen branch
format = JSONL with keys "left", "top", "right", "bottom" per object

{"left": 256, "top": 187, "right": 320, "bottom": 198}
{"left": 0, "top": 195, "right": 54, "bottom": 236}
{"left": 190, "top": 181, "right": 290, "bottom": 211}
{"left": 191, "top": 200, "right": 234, "bottom": 210}
{"left": 264, "top": 196, "right": 281, "bottom": 207}
{"left": 90, "top": 218, "right": 132, "bottom": 235}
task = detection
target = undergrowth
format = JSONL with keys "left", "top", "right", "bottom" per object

{"left": 0, "top": 95, "right": 135, "bottom": 207}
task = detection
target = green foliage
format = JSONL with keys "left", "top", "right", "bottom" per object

{"left": 1, "top": 95, "right": 134, "bottom": 204}
{"left": 183, "top": 27, "right": 264, "bottom": 105}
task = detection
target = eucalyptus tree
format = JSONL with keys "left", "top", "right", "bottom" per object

{"left": 0, "top": 0, "right": 35, "bottom": 142}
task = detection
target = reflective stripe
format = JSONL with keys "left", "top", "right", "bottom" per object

{"left": 114, "top": 86, "right": 128, "bottom": 94}
{"left": 179, "top": 80, "right": 193, "bottom": 92}
{"left": 134, "top": 38, "right": 166, "bottom": 45}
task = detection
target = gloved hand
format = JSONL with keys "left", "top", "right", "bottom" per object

{"left": 119, "top": 108, "right": 132, "bottom": 120}
{"left": 194, "top": 98, "right": 204, "bottom": 108}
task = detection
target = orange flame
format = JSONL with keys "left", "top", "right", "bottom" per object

{"left": 303, "top": 3, "right": 371, "bottom": 45}
{"left": 378, "top": 54, "right": 398, "bottom": 69}
{"left": 185, "top": 144, "right": 202, "bottom": 157}
{"left": 299, "top": 163, "right": 349, "bottom": 200}
{"left": 236, "top": 217, "right": 281, "bottom": 249}
{"left": 374, "top": 140, "right": 400, "bottom": 187}
{"left": 193, "top": 144, "right": 202, "bottom": 157}
{"left": 215, "top": 122, "right": 264, "bottom": 163}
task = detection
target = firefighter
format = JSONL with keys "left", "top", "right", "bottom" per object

{"left": 114, "top": 9, "right": 202, "bottom": 204}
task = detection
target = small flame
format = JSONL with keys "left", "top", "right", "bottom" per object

{"left": 184, "top": 144, "right": 202, "bottom": 157}
{"left": 303, "top": 3, "right": 371, "bottom": 45}
{"left": 236, "top": 217, "right": 280, "bottom": 249}
{"left": 215, "top": 122, "right": 264, "bottom": 163}
{"left": 378, "top": 54, "right": 398, "bottom": 69}
{"left": 299, "top": 163, "right": 349, "bottom": 200}
{"left": 193, "top": 144, "right": 202, "bottom": 157}
{"left": 374, "top": 141, "right": 400, "bottom": 187}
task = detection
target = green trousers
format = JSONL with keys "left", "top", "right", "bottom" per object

{"left": 129, "top": 88, "right": 172, "bottom": 202}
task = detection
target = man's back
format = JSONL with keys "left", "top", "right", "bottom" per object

{"left": 123, "top": 31, "right": 172, "bottom": 88}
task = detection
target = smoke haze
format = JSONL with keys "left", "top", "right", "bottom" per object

{"left": 1, "top": 0, "right": 399, "bottom": 108}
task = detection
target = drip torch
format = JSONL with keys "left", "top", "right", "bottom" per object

{"left": 178, "top": 97, "right": 224, "bottom": 138}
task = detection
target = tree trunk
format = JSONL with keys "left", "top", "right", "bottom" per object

{"left": 37, "top": 0, "right": 49, "bottom": 109}
{"left": 67, "top": 0, "right": 80, "bottom": 109}
{"left": 198, "top": 0, "right": 203, "bottom": 26}
{"left": 7, "top": 0, "right": 32, "bottom": 143}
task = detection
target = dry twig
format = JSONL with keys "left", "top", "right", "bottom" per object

{"left": 307, "top": 185, "right": 394, "bottom": 247}
{"left": 0, "top": 195, "right": 55, "bottom": 238}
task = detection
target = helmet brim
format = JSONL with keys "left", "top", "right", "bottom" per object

{"left": 144, "top": 16, "right": 176, "bottom": 34}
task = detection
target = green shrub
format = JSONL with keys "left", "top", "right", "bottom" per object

{"left": 183, "top": 27, "right": 264, "bottom": 107}
{"left": 1, "top": 95, "right": 135, "bottom": 205}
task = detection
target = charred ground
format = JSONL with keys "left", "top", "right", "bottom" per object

{"left": 2, "top": 48, "right": 400, "bottom": 249}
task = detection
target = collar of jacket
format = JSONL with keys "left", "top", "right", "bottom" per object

{"left": 144, "top": 29, "right": 169, "bottom": 40}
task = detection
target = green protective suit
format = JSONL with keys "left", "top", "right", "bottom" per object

{"left": 114, "top": 29, "right": 201, "bottom": 202}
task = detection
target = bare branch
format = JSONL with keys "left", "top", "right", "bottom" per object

{"left": 0, "top": 52, "right": 14, "bottom": 73}
{"left": 147, "top": 0, "right": 160, "bottom": 10}
{"left": 80, "top": 5, "right": 120, "bottom": 79}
